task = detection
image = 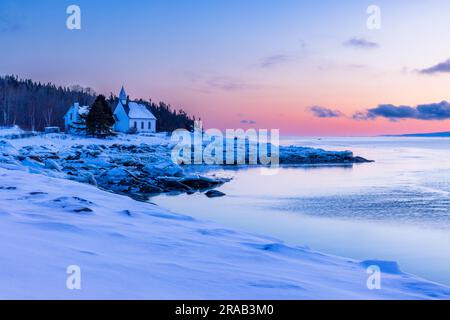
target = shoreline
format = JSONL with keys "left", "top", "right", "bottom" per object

{"left": 0, "top": 130, "right": 449, "bottom": 299}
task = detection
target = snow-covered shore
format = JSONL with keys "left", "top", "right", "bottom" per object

{"left": 0, "top": 129, "right": 449, "bottom": 299}
{"left": 2, "top": 167, "right": 450, "bottom": 299}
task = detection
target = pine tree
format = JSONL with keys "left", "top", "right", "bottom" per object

{"left": 69, "top": 113, "right": 88, "bottom": 135}
{"left": 86, "top": 95, "right": 114, "bottom": 138}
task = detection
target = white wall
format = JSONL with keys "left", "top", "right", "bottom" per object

{"left": 113, "top": 102, "right": 157, "bottom": 133}
{"left": 113, "top": 103, "right": 130, "bottom": 133}
{"left": 128, "top": 119, "right": 156, "bottom": 133}
{"left": 64, "top": 106, "right": 79, "bottom": 132}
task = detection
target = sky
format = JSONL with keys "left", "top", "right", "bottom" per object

{"left": 2, "top": 0, "right": 450, "bottom": 136}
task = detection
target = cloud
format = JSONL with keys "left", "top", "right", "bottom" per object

{"left": 419, "top": 59, "right": 450, "bottom": 74}
{"left": 343, "top": 38, "right": 379, "bottom": 49}
{"left": 240, "top": 119, "right": 257, "bottom": 125}
{"left": 207, "top": 77, "right": 262, "bottom": 91}
{"left": 347, "top": 64, "right": 369, "bottom": 70}
{"left": 308, "top": 106, "right": 343, "bottom": 118}
{"left": 258, "top": 54, "right": 296, "bottom": 68}
{"left": 353, "top": 101, "right": 450, "bottom": 121}
{"left": 186, "top": 73, "right": 262, "bottom": 92}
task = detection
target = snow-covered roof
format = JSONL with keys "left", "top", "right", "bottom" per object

{"left": 127, "top": 102, "right": 156, "bottom": 120}
{"left": 64, "top": 103, "right": 90, "bottom": 117}
{"left": 78, "top": 105, "right": 90, "bottom": 116}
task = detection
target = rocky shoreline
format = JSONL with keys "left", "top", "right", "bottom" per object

{"left": 0, "top": 137, "right": 373, "bottom": 200}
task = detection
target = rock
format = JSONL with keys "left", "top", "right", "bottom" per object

{"left": 279, "top": 146, "right": 374, "bottom": 164}
{"left": 143, "top": 162, "right": 183, "bottom": 178}
{"left": 353, "top": 156, "right": 374, "bottom": 163}
{"left": 21, "top": 158, "right": 46, "bottom": 170}
{"left": 73, "top": 207, "right": 93, "bottom": 213}
{"left": 205, "top": 190, "right": 226, "bottom": 198}
{"left": 156, "top": 177, "right": 192, "bottom": 192}
{"left": 65, "top": 153, "right": 81, "bottom": 161}
{"left": 138, "top": 183, "right": 164, "bottom": 194}
{"left": 100, "top": 168, "right": 138, "bottom": 185}
{"left": 180, "top": 175, "right": 224, "bottom": 190}
{"left": 0, "top": 140, "right": 19, "bottom": 157}
{"left": 120, "top": 210, "right": 132, "bottom": 217}
{"left": 44, "top": 159, "right": 62, "bottom": 172}
{"left": 29, "top": 155, "right": 43, "bottom": 163}
{"left": 113, "top": 156, "right": 143, "bottom": 167}
{"left": 46, "top": 154, "right": 60, "bottom": 160}
{"left": 0, "top": 154, "right": 17, "bottom": 167}
{"left": 67, "top": 172, "right": 98, "bottom": 186}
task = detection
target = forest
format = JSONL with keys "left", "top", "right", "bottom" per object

{"left": 0, "top": 75, "right": 196, "bottom": 132}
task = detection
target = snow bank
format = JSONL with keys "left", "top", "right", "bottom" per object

{"left": 0, "top": 125, "right": 25, "bottom": 136}
{"left": 0, "top": 167, "right": 449, "bottom": 299}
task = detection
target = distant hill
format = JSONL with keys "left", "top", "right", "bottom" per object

{"left": 0, "top": 75, "right": 196, "bottom": 132}
{"left": 384, "top": 131, "right": 450, "bottom": 137}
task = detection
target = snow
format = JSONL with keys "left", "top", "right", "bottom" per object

{"left": 0, "top": 127, "right": 449, "bottom": 299}
{"left": 0, "top": 125, "right": 25, "bottom": 137}
{"left": 78, "top": 105, "right": 90, "bottom": 116}
{"left": 6, "top": 131, "right": 168, "bottom": 149}
{"left": 0, "top": 167, "right": 449, "bottom": 299}
{"left": 127, "top": 102, "right": 156, "bottom": 120}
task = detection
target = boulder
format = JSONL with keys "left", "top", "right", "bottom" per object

{"left": 205, "top": 190, "right": 226, "bottom": 198}
{"left": 180, "top": 175, "right": 224, "bottom": 190}
{"left": 68, "top": 172, "right": 97, "bottom": 186}
{"left": 0, "top": 140, "right": 19, "bottom": 157}
{"left": 143, "top": 162, "right": 183, "bottom": 178}
{"left": 44, "top": 159, "right": 62, "bottom": 172}
{"left": 99, "top": 168, "right": 138, "bottom": 185}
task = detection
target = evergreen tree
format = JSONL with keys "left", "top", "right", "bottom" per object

{"left": 86, "top": 95, "right": 114, "bottom": 138}
{"left": 69, "top": 111, "right": 88, "bottom": 135}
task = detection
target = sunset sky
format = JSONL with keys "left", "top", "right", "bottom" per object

{"left": 2, "top": 0, "right": 450, "bottom": 135}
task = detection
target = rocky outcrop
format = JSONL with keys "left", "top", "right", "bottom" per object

{"left": 279, "top": 146, "right": 373, "bottom": 164}
{"left": 5, "top": 142, "right": 227, "bottom": 200}
{"left": 0, "top": 138, "right": 373, "bottom": 201}
{"left": 181, "top": 141, "right": 373, "bottom": 165}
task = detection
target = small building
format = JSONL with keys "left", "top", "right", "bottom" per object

{"left": 64, "top": 102, "right": 90, "bottom": 134}
{"left": 44, "top": 127, "right": 61, "bottom": 134}
{"left": 113, "top": 87, "right": 157, "bottom": 133}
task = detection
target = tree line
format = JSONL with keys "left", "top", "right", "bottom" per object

{"left": 0, "top": 75, "right": 196, "bottom": 132}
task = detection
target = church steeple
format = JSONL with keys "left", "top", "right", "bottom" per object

{"left": 119, "top": 86, "right": 127, "bottom": 105}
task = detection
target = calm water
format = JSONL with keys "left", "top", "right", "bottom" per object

{"left": 152, "top": 137, "right": 450, "bottom": 286}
